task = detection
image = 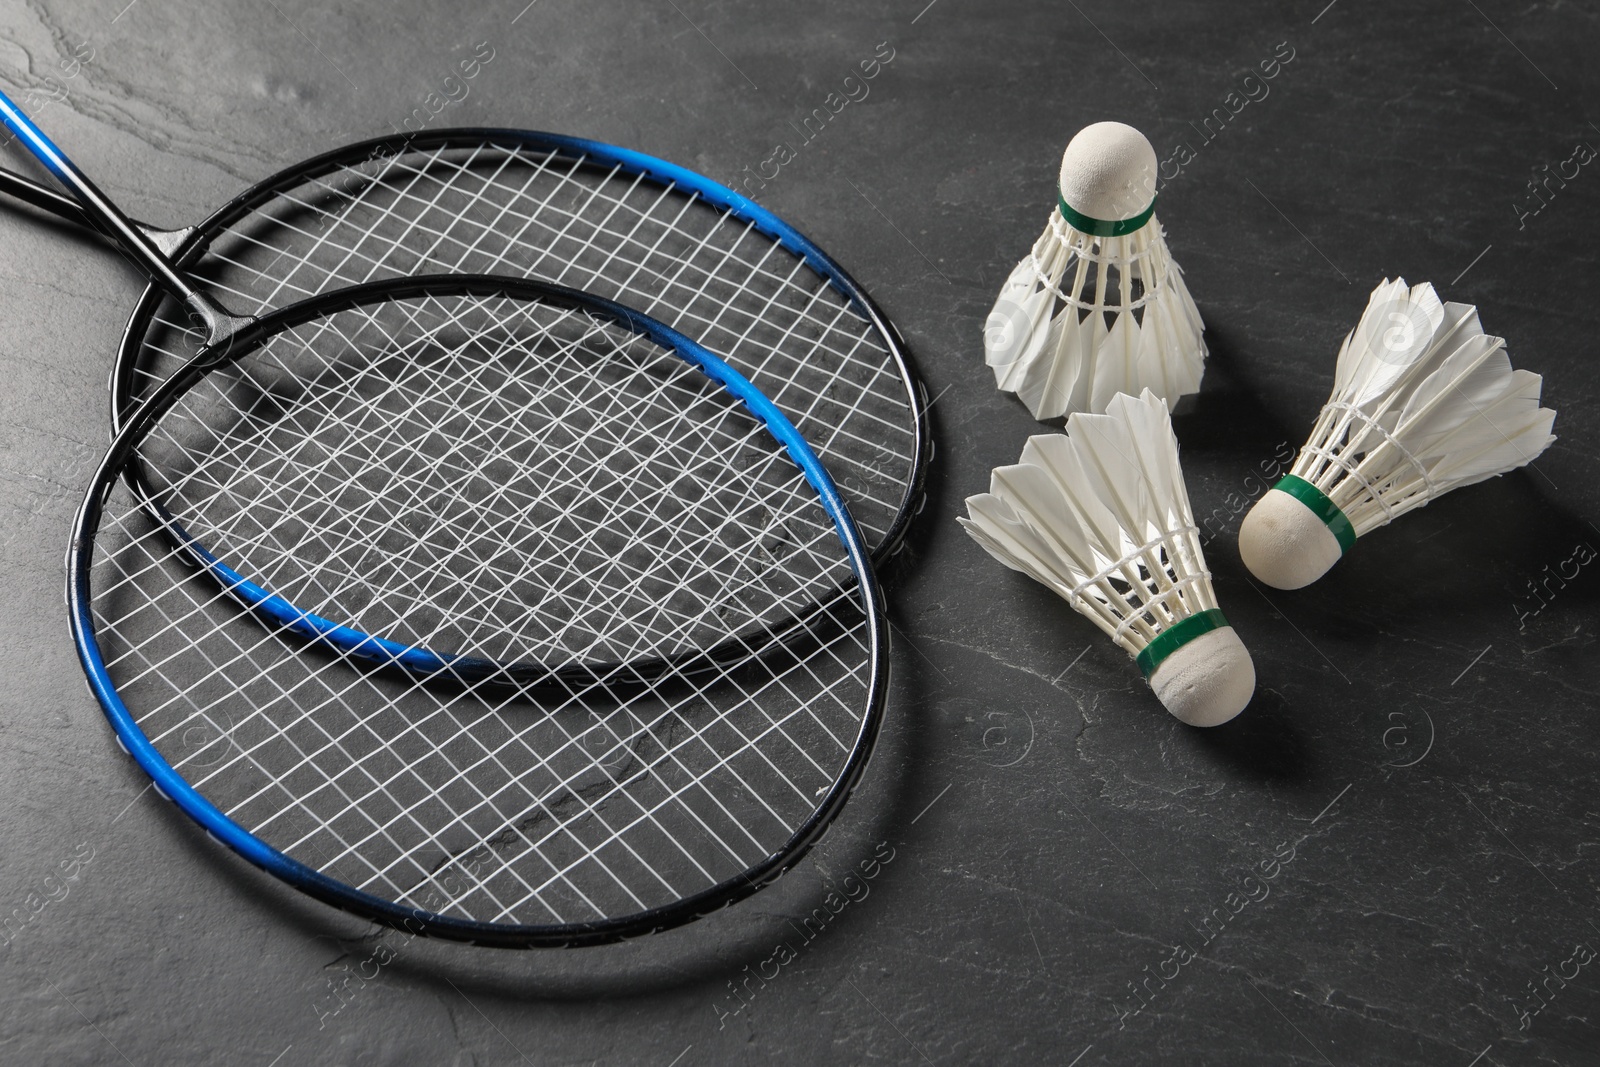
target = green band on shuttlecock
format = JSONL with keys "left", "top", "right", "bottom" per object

{"left": 1273, "top": 475, "right": 1357, "bottom": 554}
{"left": 1057, "top": 193, "right": 1156, "bottom": 237}
{"left": 1135, "top": 608, "right": 1229, "bottom": 680}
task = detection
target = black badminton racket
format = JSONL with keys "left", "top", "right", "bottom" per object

{"left": 0, "top": 93, "right": 867, "bottom": 681}
{"left": 70, "top": 274, "right": 889, "bottom": 946}
{"left": 0, "top": 125, "right": 930, "bottom": 564}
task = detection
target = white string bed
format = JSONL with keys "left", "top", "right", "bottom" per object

{"left": 125, "top": 136, "right": 919, "bottom": 551}
{"left": 85, "top": 289, "right": 880, "bottom": 935}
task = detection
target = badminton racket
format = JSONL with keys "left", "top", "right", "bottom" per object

{"left": 0, "top": 125, "right": 930, "bottom": 563}
{"left": 70, "top": 275, "right": 889, "bottom": 946}
{"left": 0, "top": 93, "right": 867, "bottom": 680}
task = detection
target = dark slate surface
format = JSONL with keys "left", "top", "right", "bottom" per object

{"left": 0, "top": 1, "right": 1596, "bottom": 1064}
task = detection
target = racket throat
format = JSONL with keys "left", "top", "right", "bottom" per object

{"left": 182, "top": 294, "right": 253, "bottom": 351}
{"left": 143, "top": 224, "right": 193, "bottom": 260}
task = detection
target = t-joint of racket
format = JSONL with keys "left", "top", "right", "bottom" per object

{"left": 183, "top": 295, "right": 253, "bottom": 351}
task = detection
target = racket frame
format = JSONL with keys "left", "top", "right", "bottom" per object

{"left": 69, "top": 274, "right": 892, "bottom": 948}
{"left": 98, "top": 127, "right": 931, "bottom": 564}
{"left": 0, "top": 100, "right": 917, "bottom": 682}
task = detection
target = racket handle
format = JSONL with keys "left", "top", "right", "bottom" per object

{"left": 0, "top": 88, "right": 247, "bottom": 346}
{"left": 0, "top": 166, "right": 92, "bottom": 227}
{"left": 0, "top": 166, "right": 192, "bottom": 254}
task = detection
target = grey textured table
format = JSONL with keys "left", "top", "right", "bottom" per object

{"left": 1, "top": 1, "right": 1596, "bottom": 1064}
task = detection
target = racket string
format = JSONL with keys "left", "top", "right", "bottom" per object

{"left": 128, "top": 140, "right": 916, "bottom": 541}
{"left": 92, "top": 287, "right": 877, "bottom": 929}
{"left": 93, "top": 498, "right": 871, "bottom": 926}
{"left": 103, "top": 537, "right": 864, "bottom": 921}
{"left": 142, "top": 296, "right": 845, "bottom": 669}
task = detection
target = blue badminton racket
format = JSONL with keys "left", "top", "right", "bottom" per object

{"left": 69, "top": 275, "right": 889, "bottom": 944}
{"left": 0, "top": 91, "right": 876, "bottom": 680}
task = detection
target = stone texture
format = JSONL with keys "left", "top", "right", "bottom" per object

{"left": 0, "top": 0, "right": 1595, "bottom": 1064}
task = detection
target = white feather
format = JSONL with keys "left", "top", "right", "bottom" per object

{"left": 1289, "top": 277, "right": 1557, "bottom": 535}
{"left": 984, "top": 211, "right": 1206, "bottom": 421}
{"left": 959, "top": 389, "right": 1217, "bottom": 656}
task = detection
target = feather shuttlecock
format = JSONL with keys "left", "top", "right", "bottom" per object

{"left": 1240, "top": 278, "right": 1557, "bottom": 590}
{"left": 960, "top": 389, "right": 1254, "bottom": 727}
{"left": 984, "top": 121, "right": 1206, "bottom": 421}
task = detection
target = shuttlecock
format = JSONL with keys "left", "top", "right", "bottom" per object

{"left": 1240, "top": 278, "right": 1557, "bottom": 590}
{"left": 984, "top": 121, "right": 1206, "bottom": 421}
{"left": 961, "top": 389, "right": 1254, "bottom": 727}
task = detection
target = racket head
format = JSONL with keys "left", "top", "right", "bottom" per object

{"left": 71, "top": 276, "right": 890, "bottom": 946}
{"left": 103, "top": 275, "right": 876, "bottom": 683}
{"left": 109, "top": 128, "right": 931, "bottom": 565}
